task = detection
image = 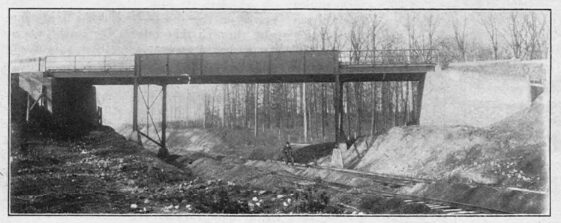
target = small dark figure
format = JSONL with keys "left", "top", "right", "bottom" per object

{"left": 282, "top": 141, "right": 295, "bottom": 166}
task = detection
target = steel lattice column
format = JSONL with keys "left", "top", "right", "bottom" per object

{"left": 158, "top": 84, "right": 169, "bottom": 158}
{"left": 334, "top": 72, "right": 344, "bottom": 143}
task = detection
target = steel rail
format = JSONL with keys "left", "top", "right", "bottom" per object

{"left": 246, "top": 160, "right": 512, "bottom": 214}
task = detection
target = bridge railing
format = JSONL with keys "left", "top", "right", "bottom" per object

{"left": 12, "top": 49, "right": 438, "bottom": 73}
{"left": 10, "top": 57, "right": 47, "bottom": 73}
{"left": 338, "top": 49, "right": 438, "bottom": 66}
{"left": 44, "top": 55, "right": 134, "bottom": 71}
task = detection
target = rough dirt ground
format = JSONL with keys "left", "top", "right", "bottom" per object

{"left": 118, "top": 126, "right": 291, "bottom": 160}
{"left": 10, "top": 125, "right": 439, "bottom": 214}
{"left": 119, "top": 125, "right": 334, "bottom": 164}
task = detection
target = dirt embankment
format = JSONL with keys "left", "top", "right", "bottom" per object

{"left": 353, "top": 95, "right": 546, "bottom": 191}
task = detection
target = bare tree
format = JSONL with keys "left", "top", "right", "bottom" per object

{"left": 404, "top": 13, "right": 417, "bottom": 50}
{"left": 366, "top": 14, "right": 383, "bottom": 136}
{"left": 452, "top": 15, "right": 468, "bottom": 62}
{"left": 505, "top": 12, "right": 525, "bottom": 59}
{"left": 348, "top": 17, "right": 368, "bottom": 137}
{"left": 254, "top": 84, "right": 258, "bottom": 136}
{"left": 350, "top": 19, "right": 367, "bottom": 64}
{"left": 423, "top": 13, "right": 439, "bottom": 62}
{"left": 302, "top": 83, "right": 307, "bottom": 142}
{"left": 424, "top": 13, "right": 439, "bottom": 49}
{"left": 368, "top": 13, "right": 383, "bottom": 63}
{"left": 481, "top": 14, "right": 500, "bottom": 60}
{"left": 523, "top": 12, "right": 547, "bottom": 59}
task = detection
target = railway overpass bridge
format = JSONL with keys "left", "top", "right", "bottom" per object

{"left": 11, "top": 49, "right": 437, "bottom": 156}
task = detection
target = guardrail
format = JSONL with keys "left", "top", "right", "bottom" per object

{"left": 11, "top": 55, "right": 135, "bottom": 73}
{"left": 44, "top": 55, "right": 134, "bottom": 71}
{"left": 11, "top": 49, "right": 438, "bottom": 73}
{"left": 339, "top": 49, "right": 438, "bottom": 65}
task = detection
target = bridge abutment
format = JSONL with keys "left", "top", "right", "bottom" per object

{"left": 51, "top": 79, "right": 99, "bottom": 136}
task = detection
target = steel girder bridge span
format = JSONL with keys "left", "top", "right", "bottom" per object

{"left": 11, "top": 49, "right": 437, "bottom": 157}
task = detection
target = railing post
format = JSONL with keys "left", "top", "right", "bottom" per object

{"left": 408, "top": 50, "right": 411, "bottom": 64}
{"left": 74, "top": 56, "right": 77, "bottom": 70}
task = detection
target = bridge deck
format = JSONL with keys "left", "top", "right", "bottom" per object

{"left": 13, "top": 49, "right": 437, "bottom": 85}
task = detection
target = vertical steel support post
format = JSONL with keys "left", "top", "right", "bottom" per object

{"left": 415, "top": 73, "right": 426, "bottom": 125}
{"left": 334, "top": 73, "right": 344, "bottom": 143}
{"left": 25, "top": 94, "right": 30, "bottom": 122}
{"left": 158, "top": 84, "right": 169, "bottom": 158}
{"left": 158, "top": 54, "right": 170, "bottom": 158}
{"left": 133, "top": 55, "right": 139, "bottom": 132}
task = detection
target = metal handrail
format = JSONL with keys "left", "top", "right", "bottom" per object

{"left": 11, "top": 49, "right": 439, "bottom": 73}
{"left": 339, "top": 49, "right": 438, "bottom": 65}
{"left": 43, "top": 55, "right": 135, "bottom": 71}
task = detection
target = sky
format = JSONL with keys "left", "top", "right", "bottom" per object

{"left": 11, "top": 10, "right": 541, "bottom": 59}
{"left": 9, "top": 9, "right": 550, "bottom": 128}
{"left": 10, "top": 10, "right": 317, "bottom": 58}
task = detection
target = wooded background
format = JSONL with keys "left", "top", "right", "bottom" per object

{"left": 143, "top": 11, "right": 549, "bottom": 143}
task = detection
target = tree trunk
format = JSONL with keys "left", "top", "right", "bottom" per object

{"left": 265, "top": 84, "right": 270, "bottom": 129}
{"left": 303, "top": 83, "right": 308, "bottom": 142}
{"left": 321, "top": 83, "right": 326, "bottom": 138}
{"left": 405, "top": 82, "right": 409, "bottom": 124}
{"left": 211, "top": 93, "right": 215, "bottom": 127}
{"left": 203, "top": 95, "right": 207, "bottom": 128}
{"left": 382, "top": 82, "right": 388, "bottom": 131}
{"left": 254, "top": 84, "right": 258, "bottom": 137}
{"left": 370, "top": 82, "right": 376, "bottom": 135}
{"left": 394, "top": 82, "right": 399, "bottom": 126}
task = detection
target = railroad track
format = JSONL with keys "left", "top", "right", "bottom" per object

{"left": 245, "top": 160, "right": 511, "bottom": 215}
